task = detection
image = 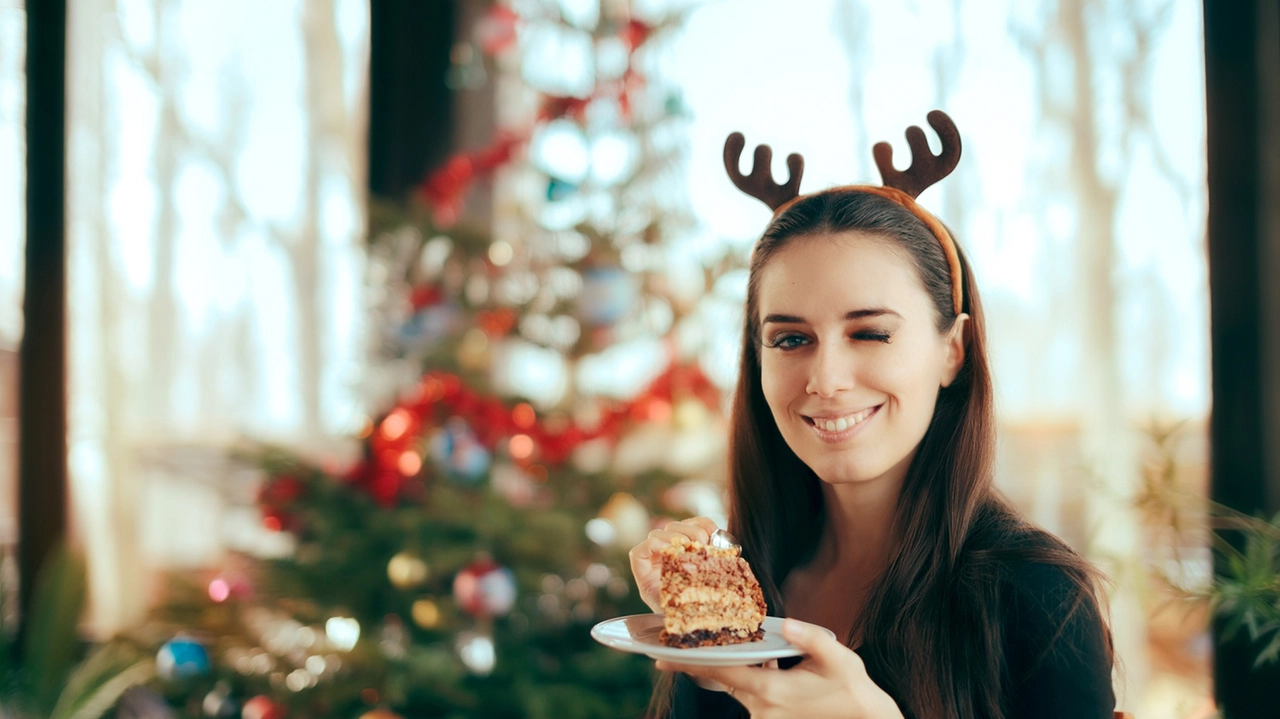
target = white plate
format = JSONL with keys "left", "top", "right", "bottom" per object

{"left": 590, "top": 615, "right": 832, "bottom": 667}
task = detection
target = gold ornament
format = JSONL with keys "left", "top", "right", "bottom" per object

{"left": 387, "top": 551, "right": 429, "bottom": 589}
{"left": 412, "top": 598, "right": 441, "bottom": 628}
{"left": 457, "top": 328, "right": 491, "bottom": 370}
{"left": 673, "top": 399, "right": 710, "bottom": 429}
{"left": 597, "top": 492, "right": 651, "bottom": 547}
{"left": 358, "top": 711, "right": 404, "bottom": 719}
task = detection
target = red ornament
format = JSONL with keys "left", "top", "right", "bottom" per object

{"left": 261, "top": 511, "right": 284, "bottom": 532}
{"left": 258, "top": 475, "right": 305, "bottom": 531}
{"left": 453, "top": 557, "right": 517, "bottom": 617}
{"left": 409, "top": 285, "right": 443, "bottom": 310}
{"left": 475, "top": 308, "right": 518, "bottom": 336}
{"left": 242, "top": 696, "right": 286, "bottom": 719}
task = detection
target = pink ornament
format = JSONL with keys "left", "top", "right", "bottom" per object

{"left": 208, "top": 578, "right": 230, "bottom": 602}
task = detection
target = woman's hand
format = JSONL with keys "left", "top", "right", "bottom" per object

{"left": 628, "top": 516, "right": 719, "bottom": 614}
{"left": 656, "top": 619, "right": 904, "bottom": 719}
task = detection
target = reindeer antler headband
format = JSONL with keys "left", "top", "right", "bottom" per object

{"left": 724, "top": 110, "right": 964, "bottom": 315}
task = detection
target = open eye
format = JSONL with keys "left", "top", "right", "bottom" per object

{"left": 764, "top": 333, "right": 810, "bottom": 351}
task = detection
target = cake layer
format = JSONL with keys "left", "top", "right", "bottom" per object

{"left": 657, "top": 536, "right": 766, "bottom": 648}
{"left": 659, "top": 625, "right": 766, "bottom": 649}
{"left": 661, "top": 604, "right": 760, "bottom": 635}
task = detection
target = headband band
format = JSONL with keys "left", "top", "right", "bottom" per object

{"left": 724, "top": 110, "right": 964, "bottom": 315}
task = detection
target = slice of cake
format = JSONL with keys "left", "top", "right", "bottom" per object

{"left": 657, "top": 535, "right": 766, "bottom": 648}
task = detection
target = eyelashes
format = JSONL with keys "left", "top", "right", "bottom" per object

{"left": 761, "top": 330, "right": 893, "bottom": 350}
{"left": 762, "top": 334, "right": 808, "bottom": 350}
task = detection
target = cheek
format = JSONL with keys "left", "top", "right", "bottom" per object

{"left": 883, "top": 357, "right": 945, "bottom": 423}
{"left": 759, "top": 355, "right": 790, "bottom": 413}
{"left": 875, "top": 347, "right": 944, "bottom": 406}
{"left": 759, "top": 355, "right": 817, "bottom": 436}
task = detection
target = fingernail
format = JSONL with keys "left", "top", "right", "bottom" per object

{"left": 781, "top": 619, "right": 804, "bottom": 640}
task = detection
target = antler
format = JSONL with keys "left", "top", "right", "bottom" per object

{"left": 723, "top": 133, "right": 804, "bottom": 211}
{"left": 872, "top": 110, "right": 961, "bottom": 199}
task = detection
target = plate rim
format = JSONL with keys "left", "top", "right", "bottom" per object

{"left": 590, "top": 614, "right": 828, "bottom": 666}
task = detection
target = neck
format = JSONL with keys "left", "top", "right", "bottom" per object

{"left": 812, "top": 468, "right": 904, "bottom": 579}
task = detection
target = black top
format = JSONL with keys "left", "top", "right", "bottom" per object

{"left": 671, "top": 561, "right": 1114, "bottom": 719}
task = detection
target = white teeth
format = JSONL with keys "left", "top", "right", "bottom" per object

{"left": 812, "top": 408, "right": 873, "bottom": 432}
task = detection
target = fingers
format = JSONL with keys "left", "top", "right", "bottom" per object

{"left": 684, "top": 516, "right": 720, "bottom": 539}
{"left": 627, "top": 517, "right": 722, "bottom": 614}
{"left": 663, "top": 518, "right": 716, "bottom": 545}
{"left": 780, "top": 619, "right": 861, "bottom": 676}
{"left": 627, "top": 518, "right": 719, "bottom": 564}
{"left": 628, "top": 531, "right": 690, "bottom": 565}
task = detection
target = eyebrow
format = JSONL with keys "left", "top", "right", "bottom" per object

{"left": 761, "top": 308, "right": 903, "bottom": 325}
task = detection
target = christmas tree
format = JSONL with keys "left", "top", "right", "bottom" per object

{"left": 141, "top": 3, "right": 737, "bottom": 717}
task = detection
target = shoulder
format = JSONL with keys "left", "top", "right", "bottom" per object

{"left": 998, "top": 556, "right": 1116, "bottom": 717}
{"left": 950, "top": 503, "right": 1115, "bottom": 714}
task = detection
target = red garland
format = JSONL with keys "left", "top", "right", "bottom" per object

{"left": 416, "top": 132, "right": 527, "bottom": 227}
{"left": 414, "top": 16, "right": 657, "bottom": 226}
{"left": 620, "top": 20, "right": 653, "bottom": 51}
{"left": 260, "top": 363, "right": 721, "bottom": 514}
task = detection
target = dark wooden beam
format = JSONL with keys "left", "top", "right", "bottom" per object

{"left": 18, "top": 0, "right": 68, "bottom": 652}
{"left": 368, "top": 0, "right": 456, "bottom": 200}
{"left": 1203, "top": 0, "right": 1280, "bottom": 714}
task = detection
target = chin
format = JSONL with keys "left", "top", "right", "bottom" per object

{"left": 794, "top": 442, "right": 914, "bottom": 487}
{"left": 811, "top": 463, "right": 887, "bottom": 485}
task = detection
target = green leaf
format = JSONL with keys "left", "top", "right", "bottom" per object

{"left": 48, "top": 645, "right": 156, "bottom": 719}
{"left": 23, "top": 543, "right": 88, "bottom": 715}
{"left": 1252, "top": 630, "right": 1280, "bottom": 668}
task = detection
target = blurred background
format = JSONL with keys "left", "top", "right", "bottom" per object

{"left": 0, "top": 0, "right": 1256, "bottom": 717}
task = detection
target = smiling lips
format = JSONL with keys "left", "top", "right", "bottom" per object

{"left": 803, "top": 406, "right": 878, "bottom": 433}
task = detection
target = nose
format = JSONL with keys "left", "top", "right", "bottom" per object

{"left": 805, "top": 339, "right": 855, "bottom": 398}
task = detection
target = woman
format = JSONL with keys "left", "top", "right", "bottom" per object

{"left": 629, "top": 112, "right": 1115, "bottom": 719}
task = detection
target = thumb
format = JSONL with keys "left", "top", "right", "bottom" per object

{"left": 781, "top": 618, "right": 856, "bottom": 674}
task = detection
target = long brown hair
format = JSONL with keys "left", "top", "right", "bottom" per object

{"left": 653, "top": 190, "right": 1111, "bottom": 718}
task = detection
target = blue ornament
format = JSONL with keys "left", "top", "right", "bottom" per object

{"left": 431, "top": 419, "right": 491, "bottom": 483}
{"left": 546, "top": 177, "right": 578, "bottom": 202}
{"left": 398, "top": 304, "right": 458, "bottom": 347}
{"left": 579, "top": 266, "right": 638, "bottom": 326}
{"left": 478, "top": 565, "right": 518, "bottom": 615}
{"left": 664, "top": 92, "right": 688, "bottom": 117}
{"left": 156, "top": 636, "right": 210, "bottom": 680}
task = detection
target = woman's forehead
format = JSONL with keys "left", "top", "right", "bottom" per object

{"left": 756, "top": 233, "right": 927, "bottom": 314}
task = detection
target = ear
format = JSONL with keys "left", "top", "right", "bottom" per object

{"left": 940, "top": 313, "right": 969, "bottom": 388}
